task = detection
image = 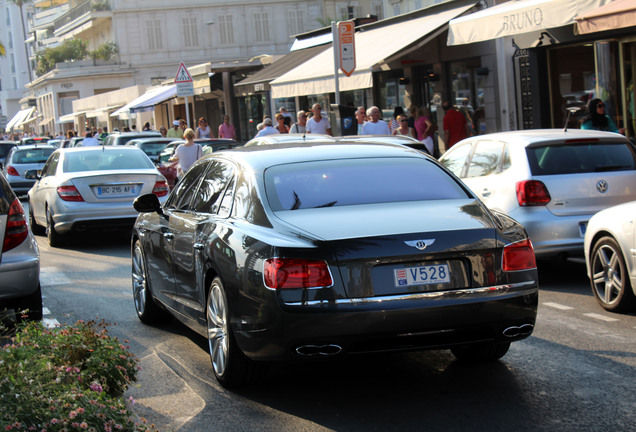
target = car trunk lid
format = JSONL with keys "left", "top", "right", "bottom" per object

{"left": 274, "top": 199, "right": 499, "bottom": 298}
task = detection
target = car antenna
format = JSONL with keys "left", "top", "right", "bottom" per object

{"left": 563, "top": 107, "right": 580, "bottom": 132}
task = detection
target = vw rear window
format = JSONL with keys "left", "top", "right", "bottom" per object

{"left": 265, "top": 157, "right": 470, "bottom": 211}
{"left": 526, "top": 142, "right": 636, "bottom": 175}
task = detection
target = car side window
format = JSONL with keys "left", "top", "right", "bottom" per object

{"left": 165, "top": 162, "right": 207, "bottom": 211}
{"left": 41, "top": 152, "right": 60, "bottom": 177}
{"left": 466, "top": 140, "right": 506, "bottom": 178}
{"left": 191, "top": 161, "right": 235, "bottom": 214}
{"left": 440, "top": 141, "right": 473, "bottom": 177}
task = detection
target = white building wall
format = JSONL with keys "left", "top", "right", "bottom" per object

{"left": 0, "top": 0, "right": 33, "bottom": 130}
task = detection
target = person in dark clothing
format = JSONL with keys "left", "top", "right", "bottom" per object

{"left": 580, "top": 98, "right": 619, "bottom": 132}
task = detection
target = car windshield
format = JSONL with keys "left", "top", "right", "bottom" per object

{"left": 11, "top": 148, "right": 55, "bottom": 164}
{"left": 526, "top": 141, "right": 636, "bottom": 175}
{"left": 63, "top": 150, "right": 155, "bottom": 172}
{"left": 265, "top": 157, "right": 469, "bottom": 211}
{"left": 139, "top": 142, "right": 168, "bottom": 156}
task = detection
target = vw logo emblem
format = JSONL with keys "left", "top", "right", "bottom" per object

{"left": 404, "top": 239, "right": 435, "bottom": 250}
{"left": 596, "top": 180, "right": 608, "bottom": 193}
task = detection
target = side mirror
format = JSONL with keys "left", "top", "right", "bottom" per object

{"left": 133, "top": 193, "right": 163, "bottom": 214}
{"left": 24, "top": 169, "right": 41, "bottom": 180}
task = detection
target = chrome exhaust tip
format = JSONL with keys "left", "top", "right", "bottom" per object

{"left": 295, "top": 344, "right": 343, "bottom": 357}
{"left": 503, "top": 323, "right": 534, "bottom": 338}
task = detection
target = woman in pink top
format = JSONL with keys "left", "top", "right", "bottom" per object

{"left": 413, "top": 106, "right": 434, "bottom": 155}
{"left": 218, "top": 115, "right": 236, "bottom": 139}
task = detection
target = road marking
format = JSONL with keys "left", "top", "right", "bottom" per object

{"left": 43, "top": 317, "right": 60, "bottom": 328}
{"left": 543, "top": 302, "right": 574, "bottom": 310}
{"left": 40, "top": 267, "right": 72, "bottom": 285}
{"left": 583, "top": 313, "right": 619, "bottom": 322}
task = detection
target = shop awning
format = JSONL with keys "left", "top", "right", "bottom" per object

{"left": 235, "top": 45, "right": 330, "bottom": 94}
{"left": 17, "top": 110, "right": 37, "bottom": 127}
{"left": 5, "top": 107, "right": 35, "bottom": 131}
{"left": 86, "top": 104, "right": 123, "bottom": 118}
{"left": 575, "top": 0, "right": 636, "bottom": 34}
{"left": 271, "top": 4, "right": 475, "bottom": 99}
{"left": 58, "top": 111, "right": 87, "bottom": 123}
{"left": 111, "top": 85, "right": 177, "bottom": 118}
{"left": 448, "top": 0, "right": 611, "bottom": 45}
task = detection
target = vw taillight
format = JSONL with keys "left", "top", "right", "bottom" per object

{"left": 503, "top": 239, "right": 537, "bottom": 271}
{"left": 516, "top": 180, "right": 551, "bottom": 206}
{"left": 264, "top": 258, "right": 333, "bottom": 289}
{"left": 3, "top": 198, "right": 28, "bottom": 252}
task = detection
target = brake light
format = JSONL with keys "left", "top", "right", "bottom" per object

{"left": 57, "top": 185, "right": 84, "bottom": 202}
{"left": 503, "top": 239, "right": 537, "bottom": 271}
{"left": 516, "top": 180, "right": 551, "bottom": 206}
{"left": 152, "top": 180, "right": 169, "bottom": 197}
{"left": 6, "top": 166, "right": 19, "bottom": 176}
{"left": 264, "top": 258, "right": 333, "bottom": 289}
{"left": 3, "top": 198, "right": 28, "bottom": 252}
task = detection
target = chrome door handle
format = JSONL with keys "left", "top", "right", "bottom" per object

{"left": 194, "top": 243, "right": 204, "bottom": 251}
{"left": 164, "top": 232, "right": 174, "bottom": 240}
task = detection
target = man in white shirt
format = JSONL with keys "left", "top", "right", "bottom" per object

{"left": 82, "top": 132, "right": 100, "bottom": 146}
{"left": 255, "top": 118, "right": 279, "bottom": 137}
{"left": 361, "top": 106, "right": 390, "bottom": 135}
{"left": 306, "top": 103, "right": 332, "bottom": 135}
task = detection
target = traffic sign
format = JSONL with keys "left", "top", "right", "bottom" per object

{"left": 174, "top": 62, "right": 193, "bottom": 83}
{"left": 338, "top": 21, "right": 356, "bottom": 77}
{"left": 176, "top": 82, "right": 194, "bottom": 97}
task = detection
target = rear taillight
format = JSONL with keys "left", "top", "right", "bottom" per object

{"left": 6, "top": 166, "right": 19, "bottom": 176}
{"left": 3, "top": 198, "right": 29, "bottom": 252}
{"left": 503, "top": 239, "right": 537, "bottom": 271}
{"left": 57, "top": 185, "right": 84, "bottom": 202}
{"left": 264, "top": 258, "right": 333, "bottom": 289}
{"left": 516, "top": 180, "right": 551, "bottom": 206}
{"left": 152, "top": 180, "right": 169, "bottom": 197}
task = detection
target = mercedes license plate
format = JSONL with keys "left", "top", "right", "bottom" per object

{"left": 394, "top": 264, "right": 450, "bottom": 287}
{"left": 97, "top": 185, "right": 136, "bottom": 196}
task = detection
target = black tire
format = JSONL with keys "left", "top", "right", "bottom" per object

{"left": 589, "top": 236, "right": 636, "bottom": 312}
{"left": 15, "top": 284, "right": 43, "bottom": 322}
{"left": 206, "top": 277, "right": 258, "bottom": 388}
{"left": 451, "top": 341, "right": 511, "bottom": 362}
{"left": 46, "top": 207, "right": 65, "bottom": 247}
{"left": 132, "top": 240, "right": 168, "bottom": 323}
{"left": 28, "top": 203, "right": 45, "bottom": 236}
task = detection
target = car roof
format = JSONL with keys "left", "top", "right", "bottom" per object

{"left": 128, "top": 137, "right": 177, "bottom": 143}
{"left": 58, "top": 145, "right": 145, "bottom": 153}
{"left": 212, "top": 140, "right": 429, "bottom": 172}
{"left": 245, "top": 133, "right": 332, "bottom": 146}
{"left": 457, "top": 129, "right": 630, "bottom": 146}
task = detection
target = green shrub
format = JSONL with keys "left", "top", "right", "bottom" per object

{"left": 0, "top": 320, "right": 157, "bottom": 431}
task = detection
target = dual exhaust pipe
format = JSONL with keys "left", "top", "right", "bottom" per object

{"left": 502, "top": 323, "right": 534, "bottom": 338}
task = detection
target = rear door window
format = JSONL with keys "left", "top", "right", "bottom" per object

{"left": 439, "top": 141, "right": 472, "bottom": 177}
{"left": 526, "top": 141, "right": 636, "bottom": 175}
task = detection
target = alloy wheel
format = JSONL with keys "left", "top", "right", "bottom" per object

{"left": 207, "top": 281, "right": 229, "bottom": 378}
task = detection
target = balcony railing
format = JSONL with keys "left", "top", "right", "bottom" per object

{"left": 53, "top": 0, "right": 110, "bottom": 32}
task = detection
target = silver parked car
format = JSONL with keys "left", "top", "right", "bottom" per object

{"left": 0, "top": 171, "right": 41, "bottom": 321}
{"left": 438, "top": 129, "right": 636, "bottom": 259}
{"left": 26, "top": 146, "right": 169, "bottom": 247}
{"left": 2, "top": 144, "right": 56, "bottom": 196}
{"left": 584, "top": 201, "right": 636, "bottom": 312}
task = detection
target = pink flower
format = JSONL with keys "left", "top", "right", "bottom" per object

{"left": 90, "top": 383, "right": 103, "bottom": 393}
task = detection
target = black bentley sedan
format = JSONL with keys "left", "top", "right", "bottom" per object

{"left": 131, "top": 139, "right": 538, "bottom": 387}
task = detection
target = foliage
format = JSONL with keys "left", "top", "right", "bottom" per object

{"left": 0, "top": 320, "right": 158, "bottom": 432}
{"left": 36, "top": 39, "right": 88, "bottom": 76}
{"left": 91, "top": 41, "right": 118, "bottom": 61}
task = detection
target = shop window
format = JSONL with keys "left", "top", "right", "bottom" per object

{"left": 449, "top": 59, "right": 486, "bottom": 135}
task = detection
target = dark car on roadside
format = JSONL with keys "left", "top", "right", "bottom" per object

{"left": 131, "top": 139, "right": 539, "bottom": 388}
{"left": 0, "top": 141, "right": 18, "bottom": 170}
{"left": 0, "top": 171, "right": 41, "bottom": 322}
{"left": 126, "top": 137, "right": 180, "bottom": 164}
{"left": 102, "top": 131, "right": 162, "bottom": 146}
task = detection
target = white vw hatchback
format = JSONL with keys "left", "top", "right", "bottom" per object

{"left": 439, "top": 129, "right": 636, "bottom": 259}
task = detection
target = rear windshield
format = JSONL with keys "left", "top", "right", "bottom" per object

{"left": 63, "top": 150, "right": 155, "bottom": 172}
{"left": 526, "top": 142, "right": 636, "bottom": 175}
{"left": 11, "top": 148, "right": 55, "bottom": 164}
{"left": 265, "top": 157, "right": 470, "bottom": 211}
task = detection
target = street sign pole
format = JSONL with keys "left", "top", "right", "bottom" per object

{"left": 174, "top": 62, "right": 195, "bottom": 128}
{"left": 332, "top": 21, "right": 341, "bottom": 106}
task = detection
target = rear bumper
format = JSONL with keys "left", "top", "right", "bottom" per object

{"left": 508, "top": 207, "right": 589, "bottom": 258}
{"left": 6, "top": 178, "right": 35, "bottom": 195}
{"left": 0, "top": 236, "right": 40, "bottom": 301}
{"left": 233, "top": 281, "right": 539, "bottom": 361}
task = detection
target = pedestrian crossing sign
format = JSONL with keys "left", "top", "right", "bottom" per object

{"left": 174, "top": 62, "right": 193, "bottom": 83}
